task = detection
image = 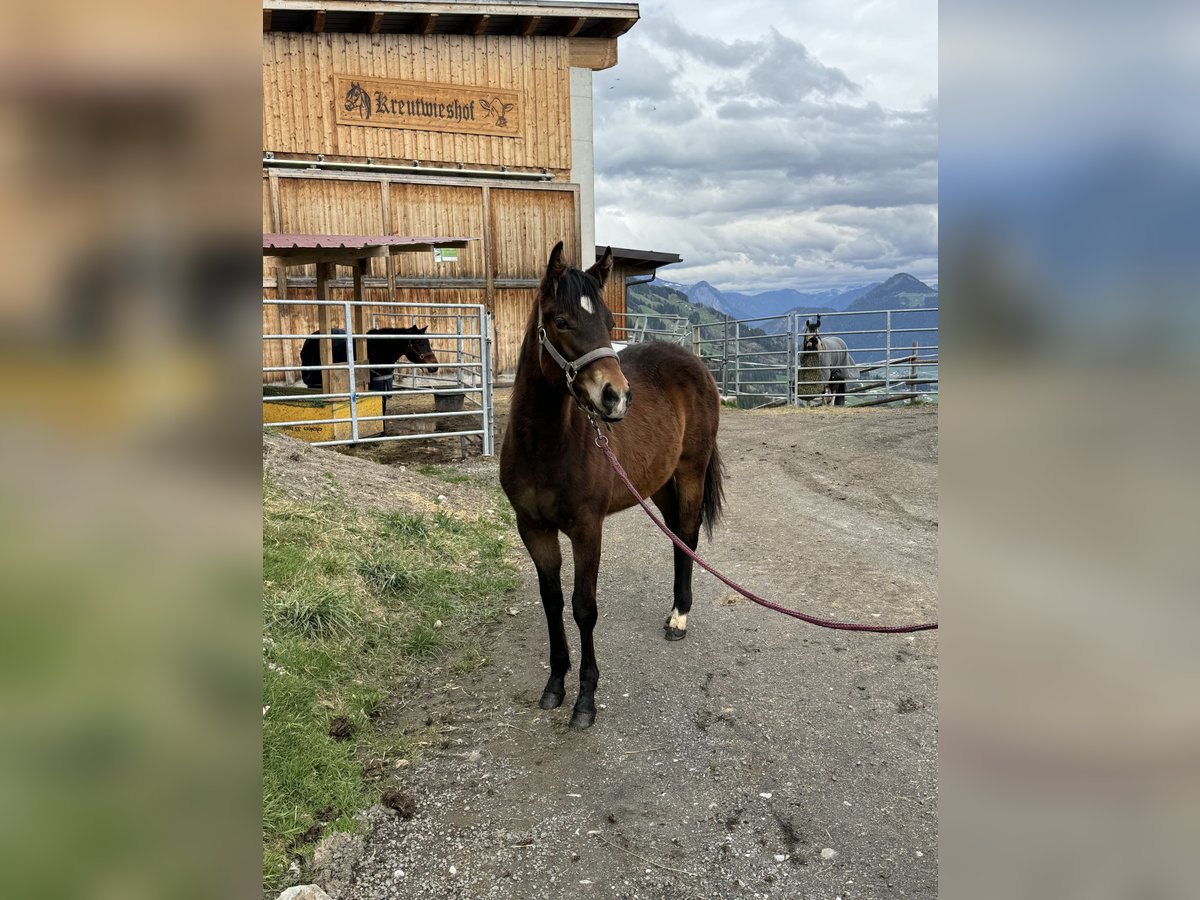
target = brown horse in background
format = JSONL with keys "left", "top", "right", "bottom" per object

{"left": 499, "top": 242, "right": 725, "bottom": 729}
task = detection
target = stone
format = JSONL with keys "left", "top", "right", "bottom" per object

{"left": 276, "top": 885, "right": 333, "bottom": 900}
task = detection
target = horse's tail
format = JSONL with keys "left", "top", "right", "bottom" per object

{"left": 701, "top": 443, "right": 726, "bottom": 541}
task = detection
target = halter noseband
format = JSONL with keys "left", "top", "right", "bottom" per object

{"left": 538, "top": 326, "right": 619, "bottom": 390}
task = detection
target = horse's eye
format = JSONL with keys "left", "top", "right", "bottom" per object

{"left": 554, "top": 316, "right": 569, "bottom": 330}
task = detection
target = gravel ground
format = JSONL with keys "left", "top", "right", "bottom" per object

{"left": 298, "top": 404, "right": 938, "bottom": 899}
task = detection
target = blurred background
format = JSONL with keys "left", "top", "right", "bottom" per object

{"left": 942, "top": 1, "right": 1200, "bottom": 897}
{"left": 0, "top": 0, "right": 261, "bottom": 897}
{"left": 0, "top": 0, "right": 1197, "bottom": 896}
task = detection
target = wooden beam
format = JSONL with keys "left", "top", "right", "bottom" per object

{"left": 263, "top": 9, "right": 272, "bottom": 31}
{"left": 417, "top": 13, "right": 438, "bottom": 35}
{"left": 568, "top": 38, "right": 618, "bottom": 71}
{"left": 519, "top": 15, "right": 540, "bottom": 37}
{"left": 561, "top": 16, "right": 586, "bottom": 37}
{"left": 366, "top": 12, "right": 384, "bottom": 34}
{"left": 315, "top": 263, "right": 336, "bottom": 396}
{"left": 466, "top": 14, "right": 490, "bottom": 35}
{"left": 604, "top": 17, "right": 637, "bottom": 38}
{"left": 482, "top": 185, "right": 494, "bottom": 317}
{"left": 310, "top": 10, "right": 325, "bottom": 33}
{"left": 351, "top": 261, "right": 369, "bottom": 393}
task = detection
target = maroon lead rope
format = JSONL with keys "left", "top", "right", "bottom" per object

{"left": 590, "top": 422, "right": 938, "bottom": 634}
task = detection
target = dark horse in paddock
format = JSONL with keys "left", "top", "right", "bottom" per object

{"left": 298, "top": 326, "right": 438, "bottom": 390}
{"left": 499, "top": 243, "right": 725, "bottom": 730}
{"left": 798, "top": 315, "right": 858, "bottom": 407}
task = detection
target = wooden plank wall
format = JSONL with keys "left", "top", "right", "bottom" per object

{"left": 263, "top": 33, "right": 572, "bottom": 173}
{"left": 490, "top": 187, "right": 580, "bottom": 280}
{"left": 262, "top": 172, "right": 584, "bottom": 379}
{"left": 602, "top": 262, "right": 630, "bottom": 329}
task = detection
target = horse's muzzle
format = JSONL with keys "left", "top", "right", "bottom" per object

{"left": 599, "top": 383, "right": 631, "bottom": 421}
{"left": 422, "top": 353, "right": 439, "bottom": 374}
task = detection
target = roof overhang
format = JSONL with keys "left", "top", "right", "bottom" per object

{"left": 264, "top": 233, "right": 475, "bottom": 267}
{"left": 264, "top": 1, "right": 639, "bottom": 69}
{"left": 601, "top": 245, "right": 682, "bottom": 275}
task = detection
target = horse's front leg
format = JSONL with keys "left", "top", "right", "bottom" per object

{"left": 566, "top": 519, "right": 604, "bottom": 729}
{"left": 516, "top": 520, "right": 569, "bottom": 709}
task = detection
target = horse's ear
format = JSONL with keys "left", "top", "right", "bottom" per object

{"left": 815, "top": 314, "right": 821, "bottom": 328}
{"left": 586, "top": 246, "right": 614, "bottom": 290}
{"left": 544, "top": 241, "right": 568, "bottom": 288}
{"left": 416, "top": 325, "right": 427, "bottom": 333}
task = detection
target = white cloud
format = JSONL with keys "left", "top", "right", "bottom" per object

{"left": 593, "top": 2, "right": 938, "bottom": 291}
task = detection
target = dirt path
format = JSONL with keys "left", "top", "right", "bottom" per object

{"left": 310, "top": 406, "right": 938, "bottom": 900}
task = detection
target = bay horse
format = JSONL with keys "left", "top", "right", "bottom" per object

{"left": 499, "top": 242, "right": 725, "bottom": 730}
{"left": 798, "top": 315, "right": 858, "bottom": 407}
{"left": 298, "top": 326, "right": 438, "bottom": 390}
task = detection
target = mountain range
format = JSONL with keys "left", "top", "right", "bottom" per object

{"left": 627, "top": 273, "right": 938, "bottom": 366}
{"left": 659, "top": 273, "right": 937, "bottom": 321}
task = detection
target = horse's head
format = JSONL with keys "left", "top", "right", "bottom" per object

{"left": 802, "top": 316, "right": 823, "bottom": 354}
{"left": 403, "top": 326, "right": 439, "bottom": 374}
{"left": 535, "top": 241, "right": 630, "bottom": 422}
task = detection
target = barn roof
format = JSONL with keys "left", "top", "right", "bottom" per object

{"left": 263, "top": 1, "right": 640, "bottom": 41}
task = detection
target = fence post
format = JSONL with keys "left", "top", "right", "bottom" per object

{"left": 910, "top": 341, "right": 918, "bottom": 396}
{"left": 692, "top": 324, "right": 701, "bottom": 359}
{"left": 733, "top": 321, "right": 741, "bottom": 401}
{"left": 456, "top": 314, "right": 465, "bottom": 389}
{"left": 482, "top": 309, "right": 494, "bottom": 456}
{"left": 884, "top": 310, "right": 892, "bottom": 397}
{"left": 787, "top": 313, "right": 795, "bottom": 406}
{"left": 721, "top": 319, "right": 729, "bottom": 395}
{"left": 342, "top": 300, "right": 359, "bottom": 443}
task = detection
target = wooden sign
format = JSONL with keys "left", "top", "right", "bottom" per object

{"left": 335, "top": 75, "right": 522, "bottom": 139}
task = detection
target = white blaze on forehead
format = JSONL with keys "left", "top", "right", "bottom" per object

{"left": 668, "top": 609, "right": 688, "bottom": 631}
{"left": 580, "top": 295, "right": 595, "bottom": 315}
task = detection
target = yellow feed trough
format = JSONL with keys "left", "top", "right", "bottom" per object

{"left": 262, "top": 386, "right": 384, "bottom": 443}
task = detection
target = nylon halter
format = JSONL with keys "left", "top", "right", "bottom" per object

{"left": 536, "top": 288, "right": 620, "bottom": 409}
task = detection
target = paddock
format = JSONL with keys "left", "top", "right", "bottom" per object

{"left": 269, "top": 401, "right": 940, "bottom": 896}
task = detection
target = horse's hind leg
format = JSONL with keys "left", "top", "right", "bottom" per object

{"left": 516, "top": 520, "right": 569, "bottom": 710}
{"left": 653, "top": 473, "right": 703, "bottom": 641}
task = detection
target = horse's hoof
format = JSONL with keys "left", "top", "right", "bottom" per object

{"left": 664, "top": 625, "right": 688, "bottom": 641}
{"left": 539, "top": 690, "right": 565, "bottom": 710}
{"left": 569, "top": 708, "right": 596, "bottom": 730}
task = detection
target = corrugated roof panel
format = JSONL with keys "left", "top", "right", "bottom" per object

{"left": 263, "top": 234, "right": 475, "bottom": 250}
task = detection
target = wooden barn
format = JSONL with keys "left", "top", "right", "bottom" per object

{"left": 262, "top": 0, "right": 678, "bottom": 380}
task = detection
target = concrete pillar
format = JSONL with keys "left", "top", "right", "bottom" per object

{"left": 570, "top": 67, "right": 596, "bottom": 267}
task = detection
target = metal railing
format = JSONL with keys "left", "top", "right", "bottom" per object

{"left": 612, "top": 312, "right": 691, "bottom": 347}
{"left": 262, "top": 298, "right": 494, "bottom": 453}
{"left": 692, "top": 307, "right": 939, "bottom": 409}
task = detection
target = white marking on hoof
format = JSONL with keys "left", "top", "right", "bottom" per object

{"left": 580, "top": 295, "right": 595, "bottom": 314}
{"left": 668, "top": 609, "right": 688, "bottom": 631}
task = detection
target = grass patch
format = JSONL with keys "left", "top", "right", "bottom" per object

{"left": 262, "top": 480, "right": 519, "bottom": 892}
{"left": 415, "top": 463, "right": 470, "bottom": 484}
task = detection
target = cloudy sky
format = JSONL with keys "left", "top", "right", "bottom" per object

{"left": 592, "top": 0, "right": 938, "bottom": 293}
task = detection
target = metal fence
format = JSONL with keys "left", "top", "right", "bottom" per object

{"left": 694, "top": 307, "right": 939, "bottom": 409}
{"left": 262, "top": 298, "right": 494, "bottom": 453}
{"left": 612, "top": 311, "right": 692, "bottom": 348}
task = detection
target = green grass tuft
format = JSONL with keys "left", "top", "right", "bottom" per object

{"left": 268, "top": 584, "right": 359, "bottom": 639}
{"left": 261, "top": 479, "right": 518, "bottom": 892}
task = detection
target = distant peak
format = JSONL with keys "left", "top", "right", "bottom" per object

{"left": 883, "top": 273, "right": 929, "bottom": 289}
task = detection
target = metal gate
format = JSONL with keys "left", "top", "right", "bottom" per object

{"left": 693, "top": 307, "right": 939, "bottom": 409}
{"left": 262, "top": 298, "right": 494, "bottom": 453}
